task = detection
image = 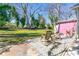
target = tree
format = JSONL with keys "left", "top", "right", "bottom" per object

{"left": 20, "top": 14, "right": 26, "bottom": 28}
{"left": 48, "top": 3, "right": 62, "bottom": 20}
{"left": 48, "top": 4, "right": 73, "bottom": 33}
{"left": 33, "top": 19, "right": 39, "bottom": 28}
{"left": 48, "top": 3, "right": 63, "bottom": 33}
{"left": 49, "top": 14, "right": 59, "bottom": 33}
{"left": 27, "top": 4, "right": 41, "bottom": 28}
{"left": 20, "top": 4, "right": 27, "bottom": 28}
{"left": 30, "top": 15, "right": 36, "bottom": 28}
{"left": 11, "top": 6, "right": 20, "bottom": 27}
{"left": 0, "top": 4, "right": 12, "bottom": 27}
{"left": 38, "top": 14, "right": 46, "bottom": 28}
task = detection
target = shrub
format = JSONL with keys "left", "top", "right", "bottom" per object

{"left": 46, "top": 24, "right": 52, "bottom": 29}
{"left": 0, "top": 20, "right": 6, "bottom": 27}
{"left": 38, "top": 24, "right": 46, "bottom": 29}
{"left": 3, "top": 22, "right": 17, "bottom": 30}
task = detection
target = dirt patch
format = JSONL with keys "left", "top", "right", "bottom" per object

{"left": 0, "top": 43, "right": 31, "bottom": 56}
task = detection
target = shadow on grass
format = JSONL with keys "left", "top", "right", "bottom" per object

{"left": 0, "top": 33, "right": 42, "bottom": 38}
{"left": 0, "top": 33, "right": 42, "bottom": 45}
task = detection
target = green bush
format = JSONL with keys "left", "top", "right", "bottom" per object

{"left": 38, "top": 24, "right": 46, "bottom": 29}
{"left": 0, "top": 20, "right": 6, "bottom": 27}
{"left": 46, "top": 24, "right": 52, "bottom": 29}
{"left": 3, "top": 22, "right": 17, "bottom": 30}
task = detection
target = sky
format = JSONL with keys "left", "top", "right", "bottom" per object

{"left": 11, "top": 3, "right": 77, "bottom": 24}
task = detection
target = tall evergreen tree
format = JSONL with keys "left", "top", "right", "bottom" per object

{"left": 0, "top": 4, "right": 12, "bottom": 27}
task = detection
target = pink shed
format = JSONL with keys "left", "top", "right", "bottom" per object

{"left": 56, "top": 20, "right": 77, "bottom": 36}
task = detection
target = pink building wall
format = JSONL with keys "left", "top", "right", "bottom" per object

{"left": 57, "top": 20, "right": 77, "bottom": 36}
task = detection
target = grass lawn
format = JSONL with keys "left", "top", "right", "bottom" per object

{"left": 0, "top": 29, "right": 46, "bottom": 37}
{"left": 0, "top": 29, "right": 47, "bottom": 44}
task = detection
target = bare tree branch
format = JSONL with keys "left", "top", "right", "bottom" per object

{"left": 31, "top": 5, "right": 41, "bottom": 16}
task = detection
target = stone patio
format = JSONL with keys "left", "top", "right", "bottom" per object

{"left": 0, "top": 37, "right": 79, "bottom": 56}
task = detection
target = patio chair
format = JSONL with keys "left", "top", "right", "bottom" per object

{"left": 41, "top": 30, "right": 62, "bottom": 46}
{"left": 41, "top": 30, "right": 53, "bottom": 46}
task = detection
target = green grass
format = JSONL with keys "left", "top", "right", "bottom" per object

{"left": 0, "top": 38, "right": 25, "bottom": 45}
{"left": 0, "top": 29, "right": 46, "bottom": 37}
{"left": 0, "top": 29, "right": 47, "bottom": 44}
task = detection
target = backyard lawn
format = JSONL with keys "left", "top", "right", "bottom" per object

{"left": 0, "top": 29, "right": 46, "bottom": 44}
{"left": 0, "top": 29, "right": 46, "bottom": 37}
